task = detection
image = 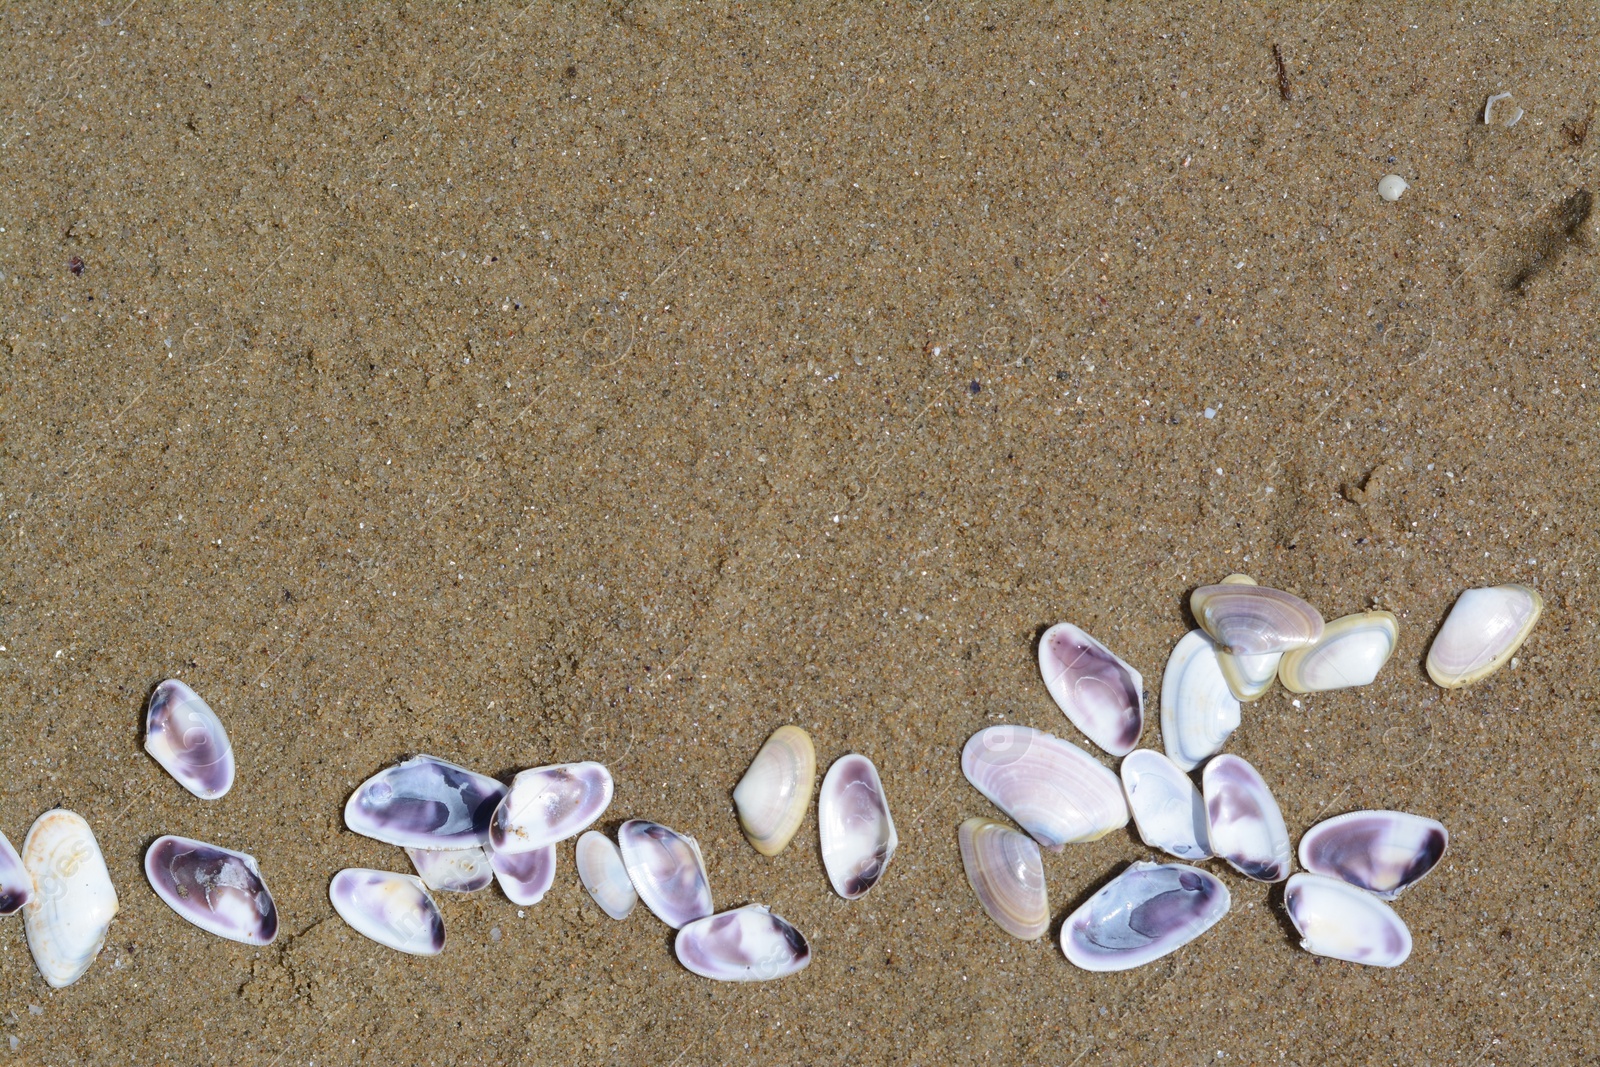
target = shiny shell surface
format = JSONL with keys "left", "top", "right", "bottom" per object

{"left": 1119, "top": 748, "right": 1211, "bottom": 860}
{"left": 144, "top": 679, "right": 235, "bottom": 800}
{"left": 1285, "top": 872, "right": 1412, "bottom": 967}
{"left": 344, "top": 755, "right": 506, "bottom": 850}
{"left": 1278, "top": 611, "right": 1399, "bottom": 694}
{"left": 732, "top": 725, "right": 816, "bottom": 857}
{"left": 1297, "top": 810, "right": 1447, "bottom": 900}
{"left": 1037, "top": 622, "right": 1145, "bottom": 756}
{"left": 489, "top": 761, "right": 614, "bottom": 855}
{"left": 1425, "top": 584, "right": 1542, "bottom": 688}
{"left": 818, "top": 753, "right": 898, "bottom": 900}
{"left": 145, "top": 835, "right": 278, "bottom": 945}
{"left": 406, "top": 845, "right": 494, "bottom": 893}
{"left": 675, "top": 905, "right": 811, "bottom": 982}
{"left": 0, "top": 830, "right": 32, "bottom": 916}
{"left": 490, "top": 843, "right": 556, "bottom": 906}
{"left": 958, "top": 818, "right": 1048, "bottom": 940}
{"left": 1202, "top": 754, "right": 1291, "bottom": 882}
{"left": 22, "top": 810, "right": 119, "bottom": 987}
{"left": 329, "top": 868, "right": 445, "bottom": 956}
{"left": 1191, "top": 583, "right": 1324, "bottom": 656}
{"left": 1061, "top": 861, "right": 1230, "bottom": 972}
{"left": 961, "top": 725, "right": 1128, "bottom": 851}
{"left": 1159, "top": 630, "right": 1242, "bottom": 771}
{"left": 575, "top": 831, "right": 635, "bottom": 919}
{"left": 617, "top": 820, "right": 714, "bottom": 929}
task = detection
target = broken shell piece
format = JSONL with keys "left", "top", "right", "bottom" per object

{"left": 344, "top": 754, "right": 506, "bottom": 850}
{"left": 1285, "top": 872, "right": 1412, "bottom": 967}
{"left": 1278, "top": 611, "right": 1398, "bottom": 693}
{"left": 1037, "top": 623, "right": 1145, "bottom": 756}
{"left": 1378, "top": 174, "right": 1409, "bottom": 201}
{"left": 22, "top": 810, "right": 119, "bottom": 987}
{"left": 144, "top": 679, "right": 235, "bottom": 800}
{"left": 674, "top": 905, "right": 811, "bottom": 982}
{"left": 1159, "top": 630, "right": 1242, "bottom": 771}
{"left": 1191, "top": 583, "right": 1324, "bottom": 656}
{"left": 1298, "top": 810, "right": 1447, "bottom": 900}
{"left": 490, "top": 843, "right": 555, "bottom": 906}
{"left": 575, "top": 831, "right": 634, "bottom": 919}
{"left": 1484, "top": 92, "right": 1523, "bottom": 127}
{"left": 733, "top": 726, "right": 815, "bottom": 857}
{"left": 617, "top": 820, "right": 713, "bottom": 929}
{"left": 960, "top": 725, "right": 1128, "bottom": 851}
{"left": 1061, "top": 861, "right": 1230, "bottom": 972}
{"left": 144, "top": 835, "right": 278, "bottom": 945}
{"left": 1120, "top": 749, "right": 1211, "bottom": 860}
{"left": 489, "top": 762, "right": 613, "bottom": 855}
{"left": 329, "top": 869, "right": 445, "bottom": 956}
{"left": 0, "top": 830, "right": 32, "bottom": 916}
{"left": 1425, "top": 584, "right": 1542, "bottom": 688}
{"left": 958, "top": 818, "right": 1048, "bottom": 940}
{"left": 406, "top": 845, "right": 494, "bottom": 894}
{"left": 818, "top": 753, "right": 898, "bottom": 899}
{"left": 1203, "top": 754, "right": 1291, "bottom": 882}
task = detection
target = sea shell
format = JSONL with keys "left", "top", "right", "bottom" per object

{"left": 1211, "top": 575, "right": 1281, "bottom": 702}
{"left": 1297, "top": 810, "right": 1447, "bottom": 900}
{"left": 1190, "top": 582, "right": 1324, "bottom": 656}
{"left": 674, "top": 905, "right": 811, "bottom": 982}
{"left": 957, "top": 818, "right": 1048, "bottom": 940}
{"left": 0, "top": 830, "right": 32, "bottom": 915}
{"left": 1285, "top": 872, "right": 1412, "bottom": 967}
{"left": 144, "top": 679, "right": 235, "bottom": 800}
{"left": 329, "top": 869, "right": 445, "bottom": 956}
{"left": 1159, "top": 630, "right": 1242, "bottom": 771}
{"left": 1037, "top": 623, "right": 1144, "bottom": 756}
{"left": 1202, "top": 754, "right": 1291, "bottom": 882}
{"left": 406, "top": 845, "right": 494, "bottom": 893}
{"left": 818, "top": 753, "right": 898, "bottom": 899}
{"left": 344, "top": 754, "right": 506, "bottom": 850}
{"left": 617, "top": 820, "right": 714, "bottom": 929}
{"left": 1061, "top": 861, "right": 1230, "bottom": 972}
{"left": 490, "top": 843, "right": 555, "bottom": 906}
{"left": 1119, "top": 749, "right": 1211, "bottom": 860}
{"left": 489, "top": 761, "right": 614, "bottom": 855}
{"left": 144, "top": 835, "right": 278, "bottom": 945}
{"left": 1278, "top": 611, "right": 1399, "bottom": 694}
{"left": 1425, "top": 584, "right": 1542, "bottom": 688}
{"left": 732, "top": 726, "right": 815, "bottom": 857}
{"left": 575, "top": 831, "right": 635, "bottom": 919}
{"left": 960, "top": 725, "right": 1128, "bottom": 851}
{"left": 22, "top": 810, "right": 119, "bottom": 987}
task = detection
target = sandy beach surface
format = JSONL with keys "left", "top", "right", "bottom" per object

{"left": 1, "top": 3, "right": 1596, "bottom": 1064}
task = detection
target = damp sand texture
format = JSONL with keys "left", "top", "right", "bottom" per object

{"left": 2, "top": 4, "right": 1597, "bottom": 1065}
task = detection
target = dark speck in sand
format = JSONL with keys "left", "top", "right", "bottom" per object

{"left": 968, "top": 380, "right": 981, "bottom": 395}
{"left": 68, "top": 256, "right": 84, "bottom": 276}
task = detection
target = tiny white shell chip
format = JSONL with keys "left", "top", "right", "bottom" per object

{"left": 1285, "top": 872, "right": 1412, "bottom": 967}
{"left": 23, "top": 810, "right": 120, "bottom": 988}
{"left": 1378, "top": 174, "right": 1409, "bottom": 201}
{"left": 1120, "top": 749, "right": 1211, "bottom": 860}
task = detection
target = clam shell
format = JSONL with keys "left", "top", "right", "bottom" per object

{"left": 960, "top": 725, "right": 1128, "bottom": 851}
{"left": 329, "top": 868, "right": 445, "bottom": 956}
{"left": 732, "top": 726, "right": 816, "bottom": 857}
{"left": 0, "top": 830, "right": 32, "bottom": 916}
{"left": 1061, "top": 861, "right": 1230, "bottom": 972}
{"left": 818, "top": 753, "right": 898, "bottom": 900}
{"left": 490, "top": 843, "right": 556, "bottom": 906}
{"left": 1212, "top": 574, "right": 1280, "bottom": 701}
{"left": 1202, "top": 754, "right": 1291, "bottom": 882}
{"left": 674, "top": 904, "right": 811, "bottom": 982}
{"left": 957, "top": 818, "right": 1048, "bottom": 940}
{"left": 406, "top": 845, "right": 494, "bottom": 893}
{"left": 144, "top": 679, "right": 235, "bottom": 800}
{"left": 22, "top": 810, "right": 119, "bottom": 987}
{"left": 1191, "top": 583, "right": 1324, "bottom": 656}
{"left": 1119, "top": 749, "right": 1211, "bottom": 860}
{"left": 344, "top": 754, "right": 506, "bottom": 850}
{"left": 574, "top": 831, "right": 635, "bottom": 919}
{"left": 144, "top": 835, "right": 278, "bottom": 945}
{"left": 489, "top": 761, "right": 614, "bottom": 855}
{"left": 1278, "top": 612, "right": 1399, "bottom": 694}
{"left": 1285, "top": 872, "right": 1412, "bottom": 967}
{"left": 1158, "top": 630, "right": 1242, "bottom": 771}
{"left": 1425, "top": 584, "right": 1542, "bottom": 688}
{"left": 616, "top": 820, "right": 713, "bottom": 929}
{"left": 1297, "top": 810, "right": 1447, "bottom": 900}
{"left": 1038, "top": 623, "right": 1145, "bottom": 756}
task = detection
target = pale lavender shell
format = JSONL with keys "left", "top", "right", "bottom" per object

{"left": 329, "top": 868, "right": 445, "bottom": 956}
{"left": 674, "top": 905, "right": 811, "bottom": 982}
{"left": 488, "top": 762, "right": 613, "bottom": 854}
{"left": 144, "top": 679, "right": 235, "bottom": 800}
{"left": 617, "top": 820, "right": 714, "bottom": 929}
{"left": 490, "top": 844, "right": 556, "bottom": 906}
{"left": 0, "top": 830, "right": 31, "bottom": 916}
{"left": 1061, "top": 861, "right": 1230, "bottom": 972}
{"left": 1038, "top": 623, "right": 1144, "bottom": 756}
{"left": 1203, "top": 754, "right": 1292, "bottom": 882}
{"left": 144, "top": 835, "right": 278, "bottom": 945}
{"left": 406, "top": 845, "right": 494, "bottom": 894}
{"left": 343, "top": 755, "right": 506, "bottom": 850}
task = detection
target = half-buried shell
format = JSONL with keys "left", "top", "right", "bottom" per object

{"left": 674, "top": 905, "right": 811, "bottom": 982}
{"left": 1425, "top": 584, "right": 1542, "bottom": 688}
{"left": 144, "top": 679, "right": 235, "bottom": 800}
{"left": 1212, "top": 575, "right": 1280, "bottom": 702}
{"left": 818, "top": 753, "right": 898, "bottom": 900}
{"left": 958, "top": 818, "right": 1048, "bottom": 940}
{"left": 617, "top": 820, "right": 713, "bottom": 929}
{"left": 0, "top": 830, "right": 32, "bottom": 916}
{"left": 406, "top": 845, "right": 494, "bottom": 894}
{"left": 1191, "top": 582, "right": 1323, "bottom": 656}
{"left": 1037, "top": 622, "right": 1144, "bottom": 756}
{"left": 329, "top": 869, "right": 445, "bottom": 956}
{"left": 1278, "top": 611, "right": 1398, "bottom": 694}
{"left": 1285, "top": 872, "right": 1412, "bottom": 967}
{"left": 1061, "top": 861, "right": 1230, "bottom": 972}
{"left": 23, "top": 810, "right": 119, "bottom": 987}
{"left": 1203, "top": 754, "right": 1291, "bottom": 882}
{"left": 960, "top": 725, "right": 1128, "bottom": 851}
{"left": 1119, "top": 749, "right": 1211, "bottom": 860}
{"left": 145, "top": 835, "right": 278, "bottom": 945}
{"left": 1159, "top": 630, "right": 1241, "bottom": 771}
{"left": 489, "top": 761, "right": 614, "bottom": 855}
{"left": 575, "top": 831, "right": 635, "bottom": 919}
{"left": 1297, "top": 810, "right": 1447, "bottom": 900}
{"left": 733, "top": 725, "right": 815, "bottom": 857}
{"left": 344, "top": 754, "right": 506, "bottom": 850}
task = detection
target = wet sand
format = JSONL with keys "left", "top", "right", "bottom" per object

{"left": 1, "top": 4, "right": 1596, "bottom": 1064}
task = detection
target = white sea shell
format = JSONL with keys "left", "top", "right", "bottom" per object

{"left": 22, "top": 810, "right": 119, "bottom": 988}
{"left": 1159, "top": 630, "right": 1242, "bottom": 771}
{"left": 732, "top": 726, "right": 815, "bottom": 857}
{"left": 1119, "top": 749, "right": 1211, "bottom": 860}
{"left": 1278, "top": 611, "right": 1398, "bottom": 693}
{"left": 674, "top": 905, "right": 811, "bottom": 982}
{"left": 958, "top": 818, "right": 1048, "bottom": 940}
{"left": 818, "top": 753, "right": 898, "bottom": 899}
{"left": 575, "top": 831, "right": 635, "bottom": 919}
{"left": 1061, "top": 861, "right": 1230, "bottom": 972}
{"left": 617, "top": 820, "right": 713, "bottom": 929}
{"left": 1212, "top": 575, "right": 1280, "bottom": 701}
{"left": 1425, "top": 584, "right": 1542, "bottom": 688}
{"left": 144, "top": 679, "right": 235, "bottom": 800}
{"left": 329, "top": 869, "right": 445, "bottom": 956}
{"left": 1378, "top": 174, "right": 1409, "bottom": 201}
{"left": 490, "top": 844, "right": 555, "bottom": 906}
{"left": 406, "top": 845, "right": 494, "bottom": 893}
{"left": 1202, "top": 754, "right": 1291, "bottom": 882}
{"left": 960, "top": 725, "right": 1128, "bottom": 851}
{"left": 1285, "top": 872, "right": 1412, "bottom": 967}
{"left": 1297, "top": 810, "right": 1447, "bottom": 900}
{"left": 1190, "top": 582, "right": 1324, "bottom": 656}
{"left": 489, "top": 761, "right": 614, "bottom": 855}
{"left": 1037, "top": 623, "right": 1144, "bottom": 756}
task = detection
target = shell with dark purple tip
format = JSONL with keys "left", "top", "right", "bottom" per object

{"left": 818, "top": 753, "right": 898, "bottom": 900}
{"left": 145, "top": 835, "right": 278, "bottom": 945}
{"left": 674, "top": 905, "right": 811, "bottom": 982}
{"left": 1202, "top": 754, "right": 1291, "bottom": 882}
{"left": 617, "top": 820, "right": 713, "bottom": 929}
{"left": 1285, "top": 872, "right": 1412, "bottom": 967}
{"left": 343, "top": 755, "right": 506, "bottom": 850}
{"left": 0, "top": 830, "right": 32, "bottom": 916}
{"left": 144, "top": 679, "right": 235, "bottom": 800}
{"left": 1061, "top": 861, "right": 1230, "bottom": 972}
{"left": 1038, "top": 623, "right": 1144, "bottom": 756}
{"left": 489, "top": 762, "right": 613, "bottom": 855}
{"left": 329, "top": 868, "right": 445, "bottom": 956}
{"left": 1297, "top": 810, "right": 1447, "bottom": 900}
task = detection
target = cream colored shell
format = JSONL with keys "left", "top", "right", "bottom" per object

{"left": 732, "top": 725, "right": 815, "bottom": 857}
{"left": 23, "top": 810, "right": 119, "bottom": 988}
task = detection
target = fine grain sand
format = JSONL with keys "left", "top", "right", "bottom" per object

{"left": 1, "top": 4, "right": 1597, "bottom": 1065}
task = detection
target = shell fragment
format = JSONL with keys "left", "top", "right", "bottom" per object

{"left": 1203, "top": 754, "right": 1292, "bottom": 882}
{"left": 144, "top": 679, "right": 236, "bottom": 800}
{"left": 23, "top": 810, "right": 119, "bottom": 987}
{"left": 0, "top": 830, "right": 32, "bottom": 916}
{"left": 1297, "top": 810, "right": 1447, "bottom": 900}
{"left": 145, "top": 836, "right": 278, "bottom": 945}
{"left": 674, "top": 905, "right": 811, "bottom": 982}
{"left": 1037, "top": 623, "right": 1145, "bottom": 756}
{"left": 329, "top": 869, "right": 445, "bottom": 956}
{"left": 733, "top": 726, "right": 816, "bottom": 857}
{"left": 1120, "top": 749, "right": 1211, "bottom": 860}
{"left": 1425, "top": 584, "right": 1542, "bottom": 688}
{"left": 491, "top": 843, "right": 556, "bottom": 906}
{"left": 406, "top": 845, "right": 494, "bottom": 893}
{"left": 1279, "top": 611, "right": 1398, "bottom": 694}
{"left": 1061, "top": 861, "right": 1230, "bottom": 972}
{"left": 961, "top": 725, "right": 1128, "bottom": 851}
{"left": 1285, "top": 872, "right": 1412, "bottom": 967}
{"left": 958, "top": 818, "right": 1048, "bottom": 941}
{"left": 1159, "top": 630, "right": 1242, "bottom": 771}
{"left": 818, "top": 753, "right": 898, "bottom": 899}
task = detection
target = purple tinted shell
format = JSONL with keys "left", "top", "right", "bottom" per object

{"left": 490, "top": 844, "right": 556, "bottom": 906}
{"left": 674, "top": 905, "right": 811, "bottom": 982}
{"left": 144, "top": 835, "right": 277, "bottom": 945}
{"left": 617, "top": 820, "right": 714, "bottom": 929}
{"left": 329, "top": 869, "right": 445, "bottom": 956}
{"left": 344, "top": 755, "right": 507, "bottom": 850}
{"left": 1061, "top": 862, "right": 1231, "bottom": 971}
{"left": 488, "top": 762, "right": 614, "bottom": 854}
{"left": 0, "top": 830, "right": 31, "bottom": 916}
{"left": 144, "top": 680, "right": 235, "bottom": 800}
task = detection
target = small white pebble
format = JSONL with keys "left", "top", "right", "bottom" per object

{"left": 27, "top": 1004, "right": 42, "bottom": 1016}
{"left": 489, "top": 926, "right": 502, "bottom": 942}
{"left": 517, "top": 909, "right": 526, "bottom": 919}
{"left": 1378, "top": 174, "right": 1409, "bottom": 201}
{"left": 1291, "top": 699, "right": 1303, "bottom": 708}
{"left": 1204, "top": 407, "right": 1217, "bottom": 419}
{"left": 8, "top": 1036, "right": 17, "bottom": 1051}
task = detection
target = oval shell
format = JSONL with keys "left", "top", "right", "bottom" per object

{"left": 732, "top": 726, "right": 815, "bottom": 857}
{"left": 960, "top": 725, "right": 1128, "bottom": 851}
{"left": 1120, "top": 749, "right": 1211, "bottom": 860}
{"left": 490, "top": 843, "right": 556, "bottom": 906}
{"left": 1190, "top": 583, "right": 1324, "bottom": 656}
{"left": 1037, "top": 623, "right": 1144, "bottom": 756}
{"left": 674, "top": 905, "right": 811, "bottom": 982}
{"left": 489, "top": 761, "right": 613, "bottom": 855}
{"left": 144, "top": 679, "right": 235, "bottom": 800}
{"left": 616, "top": 820, "right": 713, "bottom": 929}
{"left": 1202, "top": 754, "right": 1291, "bottom": 882}
{"left": 1159, "top": 630, "right": 1242, "bottom": 771}
{"left": 329, "top": 869, "right": 445, "bottom": 956}
{"left": 575, "top": 831, "right": 635, "bottom": 919}
{"left": 958, "top": 818, "right": 1048, "bottom": 940}
{"left": 145, "top": 835, "right": 278, "bottom": 945}
{"left": 1425, "top": 584, "right": 1542, "bottom": 688}
{"left": 22, "top": 810, "right": 119, "bottom": 987}
{"left": 1278, "top": 611, "right": 1398, "bottom": 694}
{"left": 818, "top": 753, "right": 898, "bottom": 900}
{"left": 1061, "top": 861, "right": 1230, "bottom": 972}
{"left": 1286, "top": 872, "right": 1412, "bottom": 967}
{"left": 1297, "top": 810, "right": 1447, "bottom": 900}
{"left": 344, "top": 755, "right": 506, "bottom": 850}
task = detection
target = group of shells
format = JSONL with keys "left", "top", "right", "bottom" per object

{"left": 956, "top": 577, "right": 1540, "bottom": 971}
